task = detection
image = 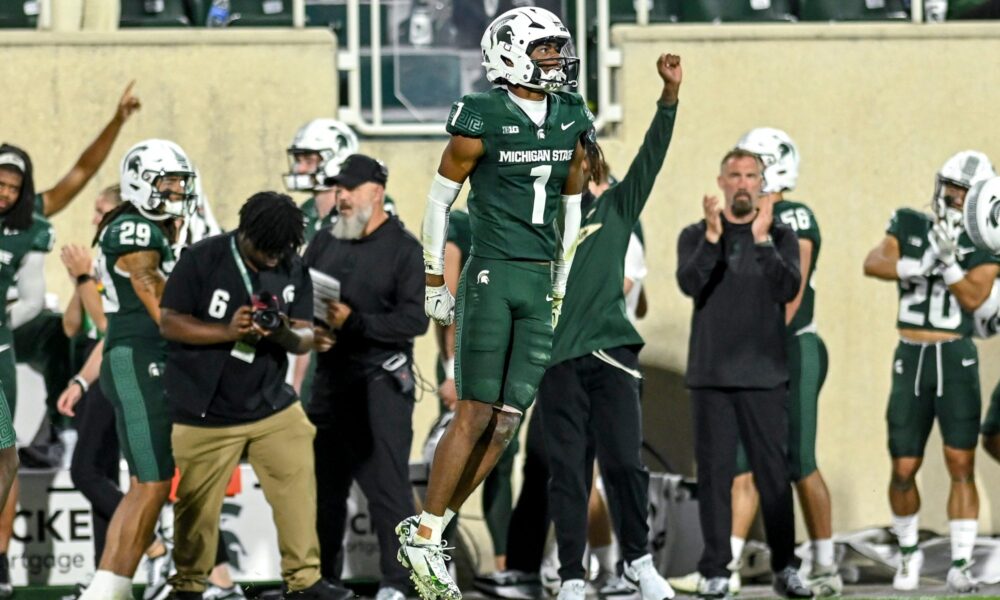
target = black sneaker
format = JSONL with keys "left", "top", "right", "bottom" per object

{"left": 773, "top": 567, "right": 813, "bottom": 599}
{"left": 283, "top": 579, "right": 355, "bottom": 600}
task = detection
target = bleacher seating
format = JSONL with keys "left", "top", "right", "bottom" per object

{"left": 120, "top": 0, "right": 202, "bottom": 27}
{"left": 306, "top": 2, "right": 390, "bottom": 47}
{"left": 798, "top": 0, "right": 908, "bottom": 21}
{"left": 227, "top": 0, "right": 293, "bottom": 27}
{"left": 679, "top": 0, "right": 795, "bottom": 22}
{"left": 0, "top": 0, "right": 39, "bottom": 28}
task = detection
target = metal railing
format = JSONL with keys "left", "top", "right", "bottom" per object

{"left": 334, "top": 0, "right": 932, "bottom": 136}
{"left": 336, "top": 0, "right": 621, "bottom": 136}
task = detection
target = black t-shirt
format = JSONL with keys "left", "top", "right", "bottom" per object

{"left": 161, "top": 232, "right": 313, "bottom": 426}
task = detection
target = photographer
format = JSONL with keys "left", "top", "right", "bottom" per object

{"left": 303, "top": 154, "right": 428, "bottom": 600}
{"left": 159, "top": 192, "right": 349, "bottom": 600}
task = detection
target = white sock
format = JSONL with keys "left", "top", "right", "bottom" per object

{"left": 80, "top": 570, "right": 132, "bottom": 600}
{"left": 812, "top": 538, "right": 834, "bottom": 568}
{"left": 730, "top": 536, "right": 745, "bottom": 565}
{"left": 416, "top": 511, "right": 444, "bottom": 545}
{"left": 892, "top": 513, "right": 919, "bottom": 550}
{"left": 950, "top": 519, "right": 977, "bottom": 564}
{"left": 444, "top": 508, "right": 456, "bottom": 528}
{"left": 592, "top": 542, "right": 618, "bottom": 575}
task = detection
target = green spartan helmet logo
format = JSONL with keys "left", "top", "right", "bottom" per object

{"left": 988, "top": 196, "right": 1000, "bottom": 229}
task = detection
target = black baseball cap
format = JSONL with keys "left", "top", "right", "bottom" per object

{"left": 326, "top": 154, "right": 388, "bottom": 189}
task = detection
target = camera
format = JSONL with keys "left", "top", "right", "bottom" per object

{"left": 250, "top": 291, "right": 283, "bottom": 332}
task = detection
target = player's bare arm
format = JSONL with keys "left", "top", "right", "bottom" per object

{"left": 787, "top": 239, "right": 814, "bottom": 324}
{"left": 160, "top": 305, "right": 251, "bottom": 345}
{"left": 118, "top": 249, "right": 166, "bottom": 324}
{"left": 863, "top": 235, "right": 902, "bottom": 280}
{"left": 425, "top": 135, "right": 484, "bottom": 288}
{"left": 948, "top": 263, "right": 1000, "bottom": 312}
{"left": 658, "top": 53, "right": 682, "bottom": 106}
{"left": 42, "top": 82, "right": 141, "bottom": 217}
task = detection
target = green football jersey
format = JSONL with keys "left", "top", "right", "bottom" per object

{"left": 33, "top": 193, "right": 44, "bottom": 216}
{"left": 300, "top": 197, "right": 332, "bottom": 244}
{"left": 775, "top": 200, "right": 821, "bottom": 333}
{"left": 97, "top": 212, "right": 175, "bottom": 346}
{"left": 446, "top": 88, "right": 594, "bottom": 261}
{"left": 447, "top": 209, "right": 473, "bottom": 274}
{"left": 0, "top": 215, "right": 54, "bottom": 328}
{"left": 887, "top": 207, "right": 999, "bottom": 335}
{"left": 551, "top": 101, "right": 678, "bottom": 365}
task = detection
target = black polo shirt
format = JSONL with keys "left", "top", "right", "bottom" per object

{"left": 161, "top": 232, "right": 313, "bottom": 426}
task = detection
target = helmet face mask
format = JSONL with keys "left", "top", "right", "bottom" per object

{"left": 283, "top": 120, "right": 359, "bottom": 192}
{"left": 120, "top": 139, "right": 198, "bottom": 222}
{"left": 481, "top": 7, "right": 579, "bottom": 92}
{"left": 735, "top": 127, "right": 799, "bottom": 194}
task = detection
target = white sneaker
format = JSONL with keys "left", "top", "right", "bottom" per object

{"left": 203, "top": 583, "right": 247, "bottom": 599}
{"left": 557, "top": 579, "right": 586, "bottom": 600}
{"left": 946, "top": 560, "right": 978, "bottom": 594}
{"left": 805, "top": 565, "right": 842, "bottom": 598}
{"left": 397, "top": 537, "right": 460, "bottom": 600}
{"left": 395, "top": 515, "right": 420, "bottom": 545}
{"left": 540, "top": 563, "right": 561, "bottom": 597}
{"left": 376, "top": 587, "right": 407, "bottom": 600}
{"left": 598, "top": 574, "right": 638, "bottom": 598}
{"left": 667, "top": 571, "right": 739, "bottom": 595}
{"left": 892, "top": 549, "right": 923, "bottom": 591}
{"left": 143, "top": 549, "right": 173, "bottom": 600}
{"left": 623, "top": 555, "right": 674, "bottom": 600}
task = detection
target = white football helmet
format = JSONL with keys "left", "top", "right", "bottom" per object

{"left": 119, "top": 139, "right": 197, "bottom": 222}
{"left": 481, "top": 7, "right": 578, "bottom": 92}
{"left": 934, "top": 150, "right": 995, "bottom": 230}
{"left": 283, "top": 119, "right": 359, "bottom": 192}
{"left": 963, "top": 175, "right": 1000, "bottom": 253}
{"left": 973, "top": 279, "right": 1000, "bottom": 338}
{"left": 736, "top": 127, "right": 800, "bottom": 194}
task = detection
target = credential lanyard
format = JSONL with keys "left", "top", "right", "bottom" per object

{"left": 230, "top": 235, "right": 254, "bottom": 297}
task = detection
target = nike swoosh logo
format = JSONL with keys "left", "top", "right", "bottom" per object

{"left": 546, "top": 295, "right": 554, "bottom": 302}
{"left": 0, "top": 345, "right": 9, "bottom": 354}
{"left": 962, "top": 358, "right": 977, "bottom": 367}
{"left": 561, "top": 121, "right": 576, "bottom": 131}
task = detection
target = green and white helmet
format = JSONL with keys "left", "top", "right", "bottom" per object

{"left": 480, "top": 6, "right": 578, "bottom": 92}
{"left": 284, "top": 119, "right": 359, "bottom": 192}
{"left": 119, "top": 139, "right": 197, "bottom": 222}
{"left": 736, "top": 127, "right": 799, "bottom": 194}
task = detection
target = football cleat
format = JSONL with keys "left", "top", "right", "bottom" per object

{"left": 772, "top": 567, "right": 813, "bottom": 598}
{"left": 892, "top": 548, "right": 923, "bottom": 591}
{"left": 397, "top": 536, "right": 460, "bottom": 600}
{"left": 946, "top": 559, "right": 978, "bottom": 594}
{"left": 804, "top": 565, "right": 842, "bottom": 598}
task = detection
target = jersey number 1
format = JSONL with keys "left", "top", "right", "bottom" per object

{"left": 529, "top": 165, "right": 551, "bottom": 225}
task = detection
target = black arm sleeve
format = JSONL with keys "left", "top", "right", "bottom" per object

{"left": 676, "top": 224, "right": 721, "bottom": 299}
{"left": 755, "top": 229, "right": 802, "bottom": 303}
{"left": 613, "top": 101, "right": 678, "bottom": 225}
{"left": 339, "top": 242, "right": 430, "bottom": 343}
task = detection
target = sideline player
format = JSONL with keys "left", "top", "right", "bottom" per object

{"left": 863, "top": 151, "right": 997, "bottom": 594}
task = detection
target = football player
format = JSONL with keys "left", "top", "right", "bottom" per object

{"left": 863, "top": 150, "right": 998, "bottom": 594}
{"left": 78, "top": 139, "right": 197, "bottom": 600}
{"left": 397, "top": 6, "right": 591, "bottom": 600}
{"left": 283, "top": 118, "right": 359, "bottom": 242}
{"left": 0, "top": 145, "right": 54, "bottom": 596}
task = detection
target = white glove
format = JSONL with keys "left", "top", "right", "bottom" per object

{"left": 928, "top": 220, "right": 966, "bottom": 284}
{"left": 550, "top": 291, "right": 564, "bottom": 330}
{"left": 425, "top": 283, "right": 455, "bottom": 326}
{"left": 896, "top": 247, "right": 937, "bottom": 281}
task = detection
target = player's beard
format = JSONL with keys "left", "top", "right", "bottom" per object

{"left": 731, "top": 191, "right": 753, "bottom": 217}
{"left": 331, "top": 203, "right": 373, "bottom": 240}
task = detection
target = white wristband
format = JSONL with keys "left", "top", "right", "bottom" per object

{"left": 442, "top": 356, "right": 455, "bottom": 380}
{"left": 896, "top": 257, "right": 919, "bottom": 280}
{"left": 942, "top": 263, "right": 965, "bottom": 285}
{"left": 71, "top": 375, "right": 89, "bottom": 394}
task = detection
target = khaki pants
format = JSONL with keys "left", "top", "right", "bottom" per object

{"left": 169, "top": 403, "right": 321, "bottom": 593}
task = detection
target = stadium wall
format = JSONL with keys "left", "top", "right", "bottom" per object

{"left": 5, "top": 22, "right": 1000, "bottom": 544}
